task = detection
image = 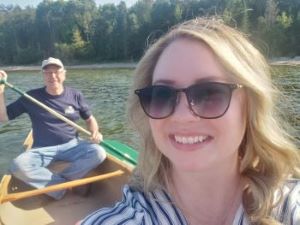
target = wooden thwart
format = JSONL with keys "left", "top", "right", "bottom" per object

{"left": 0, "top": 170, "right": 124, "bottom": 204}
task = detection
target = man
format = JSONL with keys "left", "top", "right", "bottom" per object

{"left": 0, "top": 57, "right": 106, "bottom": 200}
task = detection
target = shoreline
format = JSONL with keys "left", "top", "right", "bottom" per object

{"left": 1, "top": 59, "right": 300, "bottom": 71}
{"left": 1, "top": 62, "right": 137, "bottom": 71}
{"left": 270, "top": 57, "right": 300, "bottom": 66}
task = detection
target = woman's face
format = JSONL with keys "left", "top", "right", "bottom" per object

{"left": 149, "top": 39, "right": 246, "bottom": 173}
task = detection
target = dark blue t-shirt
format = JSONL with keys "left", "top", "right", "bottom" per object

{"left": 7, "top": 87, "right": 92, "bottom": 148}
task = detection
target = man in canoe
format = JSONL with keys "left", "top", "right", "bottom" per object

{"left": 0, "top": 57, "right": 106, "bottom": 200}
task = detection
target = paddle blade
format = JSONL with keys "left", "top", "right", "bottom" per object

{"left": 101, "top": 140, "right": 138, "bottom": 166}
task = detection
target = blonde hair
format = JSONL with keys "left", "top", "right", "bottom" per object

{"left": 127, "top": 17, "right": 300, "bottom": 224}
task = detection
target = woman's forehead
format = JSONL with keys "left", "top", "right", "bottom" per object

{"left": 152, "top": 39, "right": 229, "bottom": 84}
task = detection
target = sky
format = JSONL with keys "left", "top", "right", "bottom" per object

{"left": 0, "top": 0, "right": 138, "bottom": 8}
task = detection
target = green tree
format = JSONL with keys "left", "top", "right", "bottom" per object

{"left": 150, "top": 0, "right": 182, "bottom": 33}
{"left": 0, "top": 6, "right": 41, "bottom": 64}
{"left": 91, "top": 4, "right": 117, "bottom": 60}
{"left": 65, "top": 0, "right": 97, "bottom": 42}
{"left": 111, "top": 1, "right": 128, "bottom": 60}
{"left": 222, "top": 0, "right": 252, "bottom": 33}
{"left": 0, "top": 0, "right": 299, "bottom": 64}
{"left": 127, "top": 0, "right": 153, "bottom": 59}
{"left": 35, "top": 0, "right": 68, "bottom": 57}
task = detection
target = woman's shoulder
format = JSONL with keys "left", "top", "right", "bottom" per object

{"left": 272, "top": 178, "right": 300, "bottom": 223}
{"left": 79, "top": 185, "right": 187, "bottom": 225}
{"left": 280, "top": 178, "right": 300, "bottom": 205}
{"left": 235, "top": 179, "right": 299, "bottom": 225}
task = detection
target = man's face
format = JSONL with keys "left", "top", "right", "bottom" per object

{"left": 42, "top": 65, "right": 66, "bottom": 94}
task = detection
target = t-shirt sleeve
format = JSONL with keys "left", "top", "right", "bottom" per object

{"left": 6, "top": 97, "right": 27, "bottom": 120}
{"left": 77, "top": 91, "right": 92, "bottom": 120}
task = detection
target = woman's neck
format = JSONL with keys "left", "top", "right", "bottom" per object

{"left": 169, "top": 160, "right": 244, "bottom": 225}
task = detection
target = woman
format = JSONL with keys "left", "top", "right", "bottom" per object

{"left": 79, "top": 17, "right": 300, "bottom": 225}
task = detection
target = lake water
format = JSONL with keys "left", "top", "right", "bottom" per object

{"left": 0, "top": 66, "right": 299, "bottom": 176}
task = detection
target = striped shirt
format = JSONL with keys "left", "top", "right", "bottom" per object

{"left": 80, "top": 179, "right": 300, "bottom": 225}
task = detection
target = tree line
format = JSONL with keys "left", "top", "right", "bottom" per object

{"left": 0, "top": 0, "right": 299, "bottom": 65}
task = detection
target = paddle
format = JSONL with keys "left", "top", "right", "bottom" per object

{"left": 0, "top": 79, "right": 137, "bottom": 165}
{"left": 0, "top": 170, "right": 124, "bottom": 203}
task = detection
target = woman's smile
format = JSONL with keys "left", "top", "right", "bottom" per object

{"left": 174, "top": 134, "right": 209, "bottom": 144}
{"left": 169, "top": 133, "right": 213, "bottom": 152}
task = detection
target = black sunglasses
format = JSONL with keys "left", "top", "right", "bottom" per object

{"left": 135, "top": 82, "right": 243, "bottom": 119}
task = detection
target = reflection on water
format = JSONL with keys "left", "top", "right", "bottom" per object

{"left": 0, "top": 66, "right": 299, "bottom": 176}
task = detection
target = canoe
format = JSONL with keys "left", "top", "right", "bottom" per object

{"left": 0, "top": 132, "right": 138, "bottom": 225}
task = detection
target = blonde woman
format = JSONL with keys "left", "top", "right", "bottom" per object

{"left": 79, "top": 17, "right": 300, "bottom": 225}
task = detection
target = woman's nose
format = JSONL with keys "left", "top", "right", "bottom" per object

{"left": 170, "top": 92, "right": 198, "bottom": 121}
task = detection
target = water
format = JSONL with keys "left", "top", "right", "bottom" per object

{"left": 272, "top": 66, "right": 300, "bottom": 143}
{"left": 0, "top": 66, "right": 299, "bottom": 176}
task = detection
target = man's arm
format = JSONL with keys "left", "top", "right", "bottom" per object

{"left": 0, "top": 70, "right": 8, "bottom": 122}
{"left": 85, "top": 115, "right": 103, "bottom": 144}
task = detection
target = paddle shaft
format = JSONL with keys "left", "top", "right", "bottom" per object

{"left": 0, "top": 170, "right": 124, "bottom": 203}
{"left": 1, "top": 80, "right": 91, "bottom": 136}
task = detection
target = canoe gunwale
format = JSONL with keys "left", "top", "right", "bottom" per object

{"left": 0, "top": 175, "right": 12, "bottom": 203}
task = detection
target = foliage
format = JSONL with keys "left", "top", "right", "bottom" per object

{"left": 0, "top": 0, "right": 299, "bottom": 65}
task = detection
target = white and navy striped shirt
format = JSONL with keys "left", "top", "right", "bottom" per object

{"left": 80, "top": 179, "right": 300, "bottom": 225}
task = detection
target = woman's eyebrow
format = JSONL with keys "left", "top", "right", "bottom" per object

{"left": 152, "top": 79, "right": 175, "bottom": 85}
{"left": 153, "top": 75, "right": 227, "bottom": 85}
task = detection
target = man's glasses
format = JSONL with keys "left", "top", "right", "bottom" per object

{"left": 43, "top": 69, "right": 64, "bottom": 76}
{"left": 135, "top": 82, "right": 243, "bottom": 119}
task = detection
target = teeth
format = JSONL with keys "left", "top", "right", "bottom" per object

{"left": 175, "top": 135, "right": 208, "bottom": 144}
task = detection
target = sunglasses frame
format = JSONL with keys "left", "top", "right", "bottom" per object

{"left": 135, "top": 82, "right": 243, "bottom": 119}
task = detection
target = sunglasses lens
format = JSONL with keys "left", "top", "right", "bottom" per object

{"left": 136, "top": 82, "right": 237, "bottom": 119}
{"left": 136, "top": 86, "right": 176, "bottom": 119}
{"left": 189, "top": 83, "right": 232, "bottom": 118}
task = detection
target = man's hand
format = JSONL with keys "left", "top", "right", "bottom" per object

{"left": 89, "top": 130, "right": 103, "bottom": 144}
{"left": 85, "top": 115, "right": 103, "bottom": 144}
{"left": 0, "top": 70, "right": 7, "bottom": 94}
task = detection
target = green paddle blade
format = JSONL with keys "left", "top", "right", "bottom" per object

{"left": 100, "top": 140, "right": 138, "bottom": 167}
